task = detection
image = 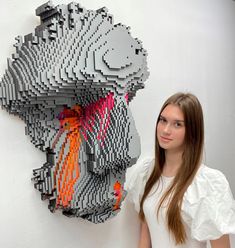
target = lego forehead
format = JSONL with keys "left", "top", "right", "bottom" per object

{"left": 5, "top": 1, "right": 149, "bottom": 107}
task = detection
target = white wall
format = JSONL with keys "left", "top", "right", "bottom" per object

{"left": 0, "top": 0, "right": 234, "bottom": 247}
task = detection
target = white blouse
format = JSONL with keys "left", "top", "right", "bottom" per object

{"left": 124, "top": 157, "right": 235, "bottom": 248}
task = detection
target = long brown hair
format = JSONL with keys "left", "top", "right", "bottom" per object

{"left": 139, "top": 92, "right": 204, "bottom": 244}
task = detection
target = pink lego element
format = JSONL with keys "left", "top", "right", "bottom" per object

{"left": 80, "top": 92, "right": 115, "bottom": 146}
{"left": 125, "top": 93, "right": 129, "bottom": 104}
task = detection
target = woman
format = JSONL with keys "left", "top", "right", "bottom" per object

{"left": 126, "top": 92, "right": 235, "bottom": 248}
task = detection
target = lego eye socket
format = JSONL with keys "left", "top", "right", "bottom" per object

{"left": 64, "top": 122, "right": 70, "bottom": 129}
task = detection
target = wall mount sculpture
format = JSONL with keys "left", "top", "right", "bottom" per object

{"left": 0, "top": 1, "right": 149, "bottom": 223}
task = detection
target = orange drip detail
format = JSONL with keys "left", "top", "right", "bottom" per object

{"left": 113, "top": 181, "right": 123, "bottom": 210}
{"left": 53, "top": 105, "right": 82, "bottom": 208}
{"left": 52, "top": 94, "right": 115, "bottom": 209}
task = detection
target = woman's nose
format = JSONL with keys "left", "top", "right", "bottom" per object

{"left": 163, "top": 123, "right": 171, "bottom": 134}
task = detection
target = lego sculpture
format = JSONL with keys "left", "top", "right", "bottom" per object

{"left": 0, "top": 1, "right": 149, "bottom": 223}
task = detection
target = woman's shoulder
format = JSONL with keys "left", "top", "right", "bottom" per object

{"left": 182, "top": 164, "right": 235, "bottom": 241}
{"left": 124, "top": 157, "right": 154, "bottom": 212}
{"left": 184, "top": 164, "right": 231, "bottom": 203}
{"left": 125, "top": 157, "right": 155, "bottom": 189}
{"left": 197, "top": 164, "right": 229, "bottom": 183}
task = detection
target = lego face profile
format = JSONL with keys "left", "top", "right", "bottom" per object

{"left": 0, "top": 1, "right": 149, "bottom": 223}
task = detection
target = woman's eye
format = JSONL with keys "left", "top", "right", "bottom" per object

{"left": 159, "top": 117, "right": 166, "bottom": 123}
{"left": 174, "top": 122, "right": 182, "bottom": 127}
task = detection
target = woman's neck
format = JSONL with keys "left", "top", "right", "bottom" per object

{"left": 163, "top": 150, "right": 183, "bottom": 177}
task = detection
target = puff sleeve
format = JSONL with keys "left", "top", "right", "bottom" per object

{"left": 124, "top": 157, "right": 154, "bottom": 212}
{"left": 182, "top": 165, "right": 235, "bottom": 241}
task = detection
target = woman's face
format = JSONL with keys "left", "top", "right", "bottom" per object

{"left": 157, "top": 104, "right": 186, "bottom": 153}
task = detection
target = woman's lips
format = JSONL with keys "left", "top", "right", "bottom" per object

{"left": 160, "top": 136, "right": 173, "bottom": 142}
